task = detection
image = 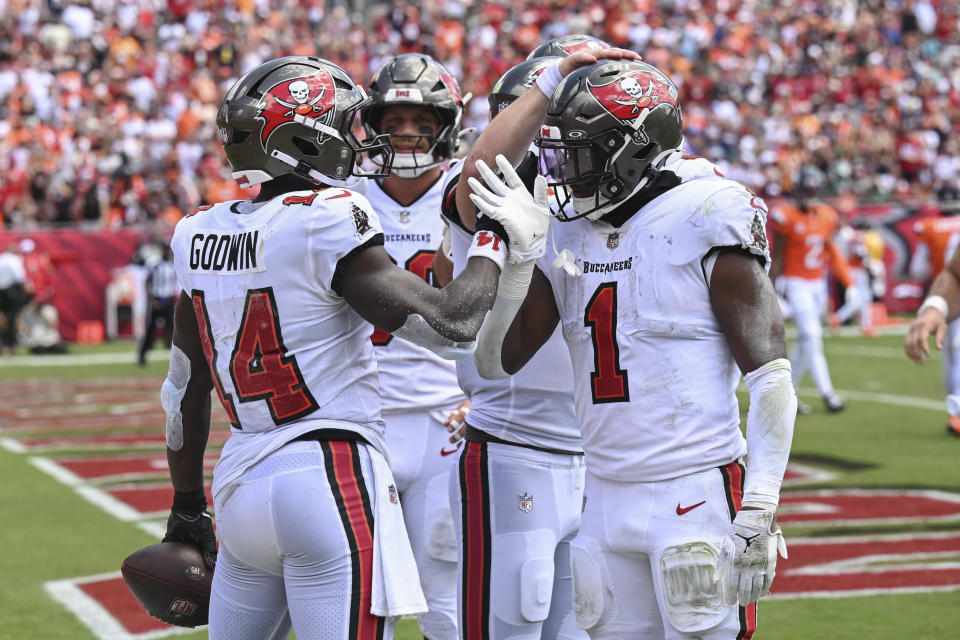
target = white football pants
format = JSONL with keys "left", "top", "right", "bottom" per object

{"left": 452, "top": 438, "right": 587, "bottom": 640}
{"left": 384, "top": 408, "right": 461, "bottom": 639}
{"left": 784, "top": 276, "right": 835, "bottom": 396}
{"left": 210, "top": 439, "right": 396, "bottom": 640}
{"left": 569, "top": 462, "right": 757, "bottom": 640}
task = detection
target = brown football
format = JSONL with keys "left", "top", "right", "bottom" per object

{"left": 121, "top": 542, "right": 212, "bottom": 628}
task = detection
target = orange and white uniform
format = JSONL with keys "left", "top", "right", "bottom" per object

{"left": 911, "top": 216, "right": 960, "bottom": 417}
{"left": 770, "top": 203, "right": 854, "bottom": 400}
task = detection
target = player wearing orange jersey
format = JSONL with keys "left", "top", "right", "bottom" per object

{"left": 770, "top": 173, "right": 857, "bottom": 413}
{"left": 908, "top": 215, "right": 960, "bottom": 435}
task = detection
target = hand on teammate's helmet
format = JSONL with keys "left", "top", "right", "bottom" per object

{"left": 162, "top": 491, "right": 218, "bottom": 571}
{"left": 468, "top": 154, "right": 551, "bottom": 264}
{"left": 558, "top": 47, "right": 642, "bottom": 77}
{"left": 717, "top": 505, "right": 787, "bottom": 606}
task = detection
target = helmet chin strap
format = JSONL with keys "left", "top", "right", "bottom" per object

{"left": 573, "top": 147, "right": 684, "bottom": 221}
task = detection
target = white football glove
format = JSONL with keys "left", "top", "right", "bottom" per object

{"left": 717, "top": 506, "right": 788, "bottom": 606}
{"left": 467, "top": 154, "right": 551, "bottom": 264}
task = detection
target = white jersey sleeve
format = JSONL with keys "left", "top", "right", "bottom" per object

{"left": 664, "top": 181, "right": 771, "bottom": 270}
{"left": 306, "top": 191, "right": 383, "bottom": 291}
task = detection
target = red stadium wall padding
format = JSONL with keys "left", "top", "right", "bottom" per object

{"left": 0, "top": 230, "right": 143, "bottom": 341}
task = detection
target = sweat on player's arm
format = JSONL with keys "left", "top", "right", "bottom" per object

{"left": 337, "top": 239, "right": 501, "bottom": 356}
{"left": 906, "top": 248, "right": 960, "bottom": 363}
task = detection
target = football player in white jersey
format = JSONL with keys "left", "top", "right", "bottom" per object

{"left": 461, "top": 57, "right": 797, "bottom": 639}
{"left": 358, "top": 53, "right": 468, "bottom": 639}
{"left": 440, "top": 53, "right": 592, "bottom": 640}
{"left": 158, "top": 56, "right": 547, "bottom": 640}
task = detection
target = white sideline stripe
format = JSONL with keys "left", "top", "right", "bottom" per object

{"left": 45, "top": 572, "right": 199, "bottom": 640}
{"left": 788, "top": 530, "right": 960, "bottom": 545}
{"left": 781, "top": 489, "right": 960, "bottom": 527}
{"left": 29, "top": 456, "right": 145, "bottom": 521}
{"left": 30, "top": 456, "right": 84, "bottom": 486}
{"left": 790, "top": 552, "right": 960, "bottom": 576}
{"left": 0, "top": 349, "right": 170, "bottom": 368}
{"left": 768, "top": 584, "right": 960, "bottom": 600}
{"left": 0, "top": 436, "right": 27, "bottom": 453}
{"left": 797, "top": 387, "right": 944, "bottom": 411}
{"left": 781, "top": 463, "right": 837, "bottom": 486}
{"left": 137, "top": 520, "right": 168, "bottom": 539}
{"left": 785, "top": 324, "right": 908, "bottom": 339}
{"left": 74, "top": 486, "right": 145, "bottom": 522}
{"left": 827, "top": 344, "right": 939, "bottom": 359}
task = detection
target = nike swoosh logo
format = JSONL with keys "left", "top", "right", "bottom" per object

{"left": 676, "top": 501, "right": 706, "bottom": 516}
{"left": 440, "top": 447, "right": 460, "bottom": 457}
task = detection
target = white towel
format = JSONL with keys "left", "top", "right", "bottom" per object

{"left": 368, "top": 449, "right": 428, "bottom": 618}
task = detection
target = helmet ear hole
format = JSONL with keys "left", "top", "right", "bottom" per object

{"left": 292, "top": 136, "right": 320, "bottom": 157}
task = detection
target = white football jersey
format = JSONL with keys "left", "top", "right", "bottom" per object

{"left": 364, "top": 176, "right": 465, "bottom": 413}
{"left": 538, "top": 157, "right": 771, "bottom": 481}
{"left": 170, "top": 189, "right": 387, "bottom": 496}
{"left": 442, "top": 161, "right": 582, "bottom": 452}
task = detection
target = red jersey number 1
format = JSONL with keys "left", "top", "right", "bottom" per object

{"left": 584, "top": 282, "right": 630, "bottom": 404}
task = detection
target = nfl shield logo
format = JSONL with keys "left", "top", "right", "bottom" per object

{"left": 518, "top": 492, "right": 534, "bottom": 512}
{"left": 607, "top": 232, "right": 619, "bottom": 250}
{"left": 388, "top": 484, "right": 399, "bottom": 504}
{"left": 399, "top": 210, "right": 411, "bottom": 224}
{"left": 168, "top": 598, "right": 197, "bottom": 618}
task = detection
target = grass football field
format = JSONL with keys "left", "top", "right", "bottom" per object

{"left": 0, "top": 330, "right": 958, "bottom": 639}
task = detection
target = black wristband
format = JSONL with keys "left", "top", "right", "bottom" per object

{"left": 475, "top": 215, "right": 509, "bottom": 246}
{"left": 172, "top": 489, "right": 207, "bottom": 513}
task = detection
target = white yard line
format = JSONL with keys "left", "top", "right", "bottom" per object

{"left": 827, "top": 344, "right": 939, "bottom": 359}
{"left": 0, "top": 349, "right": 170, "bottom": 368}
{"left": 45, "top": 572, "right": 199, "bottom": 640}
{"left": 797, "top": 387, "right": 944, "bottom": 412}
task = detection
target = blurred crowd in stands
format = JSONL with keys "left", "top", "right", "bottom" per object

{"left": 1, "top": 0, "right": 959, "bottom": 230}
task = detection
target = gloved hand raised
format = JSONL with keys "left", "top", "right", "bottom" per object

{"left": 467, "top": 154, "right": 551, "bottom": 264}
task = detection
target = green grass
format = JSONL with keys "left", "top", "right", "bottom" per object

{"left": 0, "top": 332, "right": 957, "bottom": 639}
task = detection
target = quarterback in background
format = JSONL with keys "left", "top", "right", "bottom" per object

{"left": 769, "top": 169, "right": 858, "bottom": 414}
{"left": 909, "top": 213, "right": 960, "bottom": 435}
{"left": 460, "top": 54, "right": 796, "bottom": 639}
{"left": 359, "top": 52, "right": 467, "bottom": 639}
{"left": 158, "top": 55, "right": 545, "bottom": 639}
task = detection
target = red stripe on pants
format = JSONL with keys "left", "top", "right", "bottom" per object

{"left": 461, "top": 441, "right": 488, "bottom": 639}
{"left": 722, "top": 460, "right": 758, "bottom": 640}
{"left": 328, "top": 441, "right": 380, "bottom": 640}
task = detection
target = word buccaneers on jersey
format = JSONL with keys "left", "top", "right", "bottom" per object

{"left": 538, "top": 156, "right": 770, "bottom": 482}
